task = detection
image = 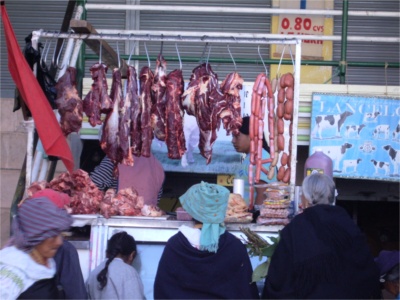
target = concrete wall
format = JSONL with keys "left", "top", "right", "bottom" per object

{"left": 0, "top": 98, "right": 67, "bottom": 247}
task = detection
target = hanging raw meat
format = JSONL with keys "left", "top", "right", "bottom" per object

{"left": 118, "top": 66, "right": 136, "bottom": 166}
{"left": 129, "top": 67, "right": 142, "bottom": 157}
{"left": 219, "top": 72, "right": 243, "bottom": 135}
{"left": 165, "top": 69, "right": 186, "bottom": 159}
{"left": 139, "top": 66, "right": 155, "bottom": 157}
{"left": 83, "top": 63, "right": 112, "bottom": 127}
{"left": 151, "top": 54, "right": 168, "bottom": 141}
{"left": 54, "top": 67, "right": 83, "bottom": 136}
{"left": 100, "top": 68, "right": 122, "bottom": 173}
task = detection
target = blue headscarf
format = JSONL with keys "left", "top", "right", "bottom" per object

{"left": 179, "top": 181, "right": 230, "bottom": 253}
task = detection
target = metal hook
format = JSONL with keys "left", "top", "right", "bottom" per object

{"left": 55, "top": 39, "right": 66, "bottom": 69}
{"left": 127, "top": 38, "right": 136, "bottom": 66}
{"left": 160, "top": 34, "right": 164, "bottom": 55}
{"left": 99, "top": 33, "right": 103, "bottom": 64}
{"left": 288, "top": 45, "right": 295, "bottom": 73}
{"left": 175, "top": 43, "right": 182, "bottom": 70}
{"left": 116, "top": 40, "right": 121, "bottom": 69}
{"left": 43, "top": 38, "right": 53, "bottom": 66}
{"left": 144, "top": 42, "right": 151, "bottom": 67}
{"left": 40, "top": 39, "right": 49, "bottom": 65}
{"left": 199, "top": 41, "right": 209, "bottom": 63}
{"left": 258, "top": 45, "right": 268, "bottom": 75}
{"left": 227, "top": 44, "right": 236, "bottom": 71}
{"left": 206, "top": 44, "right": 211, "bottom": 73}
{"left": 276, "top": 45, "right": 286, "bottom": 76}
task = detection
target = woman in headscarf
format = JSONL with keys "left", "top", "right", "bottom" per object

{"left": 153, "top": 181, "right": 259, "bottom": 299}
{"left": 0, "top": 194, "right": 72, "bottom": 299}
{"left": 231, "top": 116, "right": 276, "bottom": 208}
{"left": 262, "top": 173, "right": 381, "bottom": 299}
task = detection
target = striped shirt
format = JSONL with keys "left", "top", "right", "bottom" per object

{"left": 90, "top": 156, "right": 164, "bottom": 204}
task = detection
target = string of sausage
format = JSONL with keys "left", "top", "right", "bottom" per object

{"left": 249, "top": 73, "right": 276, "bottom": 210}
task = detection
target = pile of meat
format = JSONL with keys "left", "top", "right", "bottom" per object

{"left": 27, "top": 169, "right": 163, "bottom": 218}
{"left": 224, "top": 193, "right": 253, "bottom": 223}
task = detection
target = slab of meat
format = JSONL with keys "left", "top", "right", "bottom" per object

{"left": 139, "top": 66, "right": 155, "bottom": 157}
{"left": 151, "top": 54, "right": 168, "bottom": 141}
{"left": 129, "top": 67, "right": 142, "bottom": 157}
{"left": 83, "top": 63, "right": 112, "bottom": 127}
{"left": 100, "top": 68, "right": 123, "bottom": 173}
{"left": 26, "top": 180, "right": 49, "bottom": 197}
{"left": 99, "top": 188, "right": 118, "bottom": 218}
{"left": 55, "top": 67, "right": 83, "bottom": 136}
{"left": 165, "top": 69, "right": 186, "bottom": 159}
{"left": 119, "top": 66, "right": 137, "bottom": 166}
{"left": 219, "top": 72, "right": 243, "bottom": 136}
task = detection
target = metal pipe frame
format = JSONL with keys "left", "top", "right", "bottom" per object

{"left": 84, "top": 4, "right": 400, "bottom": 18}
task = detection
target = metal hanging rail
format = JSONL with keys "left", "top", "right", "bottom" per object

{"left": 84, "top": 4, "right": 400, "bottom": 18}
{"left": 32, "top": 30, "right": 400, "bottom": 44}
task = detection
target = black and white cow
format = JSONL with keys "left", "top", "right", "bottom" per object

{"left": 343, "top": 158, "right": 362, "bottom": 173}
{"left": 363, "top": 111, "right": 380, "bottom": 122}
{"left": 313, "top": 111, "right": 353, "bottom": 139}
{"left": 313, "top": 143, "right": 353, "bottom": 172}
{"left": 383, "top": 145, "right": 400, "bottom": 175}
{"left": 393, "top": 121, "right": 400, "bottom": 140}
{"left": 345, "top": 124, "right": 366, "bottom": 138}
{"left": 373, "top": 125, "right": 390, "bottom": 139}
{"left": 370, "top": 159, "right": 390, "bottom": 176}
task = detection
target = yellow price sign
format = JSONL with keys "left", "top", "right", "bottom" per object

{"left": 217, "top": 174, "right": 235, "bottom": 187}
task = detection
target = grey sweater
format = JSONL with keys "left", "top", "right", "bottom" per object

{"left": 86, "top": 258, "right": 145, "bottom": 299}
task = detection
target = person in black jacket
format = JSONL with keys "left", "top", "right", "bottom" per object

{"left": 262, "top": 173, "right": 381, "bottom": 299}
{"left": 154, "top": 182, "right": 259, "bottom": 299}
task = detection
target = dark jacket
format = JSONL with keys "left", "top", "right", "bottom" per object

{"left": 262, "top": 204, "right": 381, "bottom": 299}
{"left": 154, "top": 230, "right": 260, "bottom": 299}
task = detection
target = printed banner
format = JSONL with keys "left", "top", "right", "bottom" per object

{"left": 309, "top": 93, "right": 400, "bottom": 181}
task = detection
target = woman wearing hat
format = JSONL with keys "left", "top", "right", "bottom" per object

{"left": 0, "top": 195, "right": 72, "bottom": 299}
{"left": 232, "top": 116, "right": 276, "bottom": 208}
{"left": 153, "top": 182, "right": 259, "bottom": 299}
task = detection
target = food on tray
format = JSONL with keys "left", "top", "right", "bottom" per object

{"left": 225, "top": 193, "right": 252, "bottom": 223}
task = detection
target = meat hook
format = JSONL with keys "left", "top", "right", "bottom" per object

{"left": 40, "top": 38, "right": 50, "bottom": 67}
{"left": 199, "top": 41, "right": 209, "bottom": 63}
{"left": 206, "top": 44, "right": 212, "bottom": 73}
{"left": 257, "top": 45, "right": 268, "bottom": 75}
{"left": 276, "top": 45, "right": 286, "bottom": 77}
{"left": 116, "top": 40, "right": 121, "bottom": 69}
{"left": 144, "top": 42, "right": 151, "bottom": 67}
{"left": 227, "top": 44, "right": 237, "bottom": 71}
{"left": 127, "top": 39, "right": 136, "bottom": 66}
{"left": 52, "top": 32, "right": 66, "bottom": 70}
{"left": 175, "top": 43, "right": 182, "bottom": 70}
{"left": 99, "top": 33, "right": 103, "bottom": 64}
{"left": 160, "top": 34, "right": 164, "bottom": 55}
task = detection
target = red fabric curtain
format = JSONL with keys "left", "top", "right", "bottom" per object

{"left": 1, "top": 2, "right": 74, "bottom": 173}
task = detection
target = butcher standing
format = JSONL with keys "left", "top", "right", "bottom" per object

{"left": 232, "top": 116, "right": 276, "bottom": 209}
{"left": 90, "top": 153, "right": 165, "bottom": 207}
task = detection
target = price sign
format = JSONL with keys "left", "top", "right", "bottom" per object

{"left": 276, "top": 14, "right": 324, "bottom": 60}
{"left": 217, "top": 174, "right": 234, "bottom": 187}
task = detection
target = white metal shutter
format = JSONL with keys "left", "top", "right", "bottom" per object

{"left": 136, "top": 0, "right": 272, "bottom": 82}
{"left": 0, "top": 1, "right": 69, "bottom": 98}
{"left": 332, "top": 0, "right": 399, "bottom": 85}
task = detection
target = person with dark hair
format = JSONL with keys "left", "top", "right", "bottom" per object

{"left": 0, "top": 195, "right": 72, "bottom": 299}
{"left": 86, "top": 231, "right": 144, "bottom": 299}
{"left": 262, "top": 173, "right": 381, "bottom": 299}
{"left": 232, "top": 116, "right": 276, "bottom": 207}
{"left": 375, "top": 250, "right": 400, "bottom": 299}
{"left": 154, "top": 182, "right": 259, "bottom": 299}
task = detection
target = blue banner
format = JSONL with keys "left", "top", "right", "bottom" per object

{"left": 310, "top": 93, "right": 400, "bottom": 181}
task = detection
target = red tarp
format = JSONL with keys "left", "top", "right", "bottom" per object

{"left": 1, "top": 2, "right": 74, "bottom": 173}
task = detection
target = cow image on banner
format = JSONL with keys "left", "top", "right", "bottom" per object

{"left": 309, "top": 93, "right": 400, "bottom": 182}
